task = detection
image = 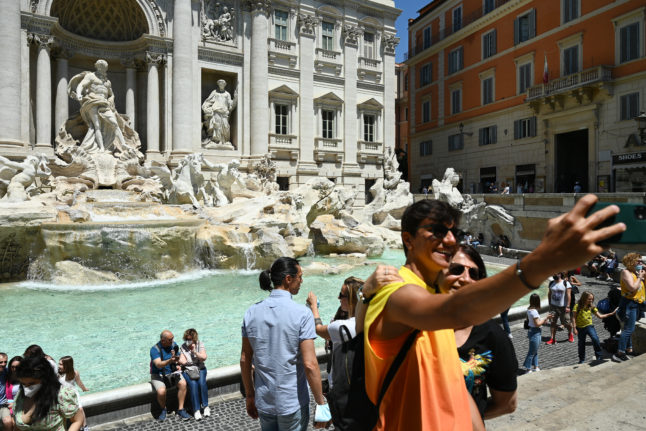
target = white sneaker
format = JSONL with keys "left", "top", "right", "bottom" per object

{"left": 203, "top": 406, "right": 211, "bottom": 417}
{"left": 533, "top": 367, "right": 540, "bottom": 372}
{"left": 507, "top": 333, "right": 513, "bottom": 340}
{"left": 194, "top": 411, "right": 202, "bottom": 421}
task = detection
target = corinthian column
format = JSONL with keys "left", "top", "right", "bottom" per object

{"left": 342, "top": 25, "right": 362, "bottom": 167}
{"left": 297, "top": 13, "right": 318, "bottom": 169}
{"left": 382, "top": 33, "right": 399, "bottom": 158}
{"left": 0, "top": 0, "right": 22, "bottom": 146}
{"left": 248, "top": 0, "right": 271, "bottom": 156}
{"left": 54, "top": 50, "right": 70, "bottom": 132}
{"left": 34, "top": 34, "right": 54, "bottom": 149}
{"left": 146, "top": 53, "right": 165, "bottom": 155}
{"left": 124, "top": 59, "right": 137, "bottom": 129}
{"left": 172, "top": 0, "right": 193, "bottom": 153}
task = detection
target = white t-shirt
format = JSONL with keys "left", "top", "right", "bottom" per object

{"left": 549, "top": 280, "right": 569, "bottom": 307}
{"left": 327, "top": 317, "right": 356, "bottom": 387}
{"left": 527, "top": 309, "right": 540, "bottom": 328}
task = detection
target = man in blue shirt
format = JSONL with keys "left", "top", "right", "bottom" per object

{"left": 150, "top": 331, "right": 190, "bottom": 421}
{"left": 0, "top": 352, "right": 11, "bottom": 431}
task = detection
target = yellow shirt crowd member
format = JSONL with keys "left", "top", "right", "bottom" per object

{"left": 621, "top": 272, "right": 645, "bottom": 303}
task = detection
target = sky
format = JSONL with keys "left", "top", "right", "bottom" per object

{"left": 394, "top": 1, "right": 426, "bottom": 63}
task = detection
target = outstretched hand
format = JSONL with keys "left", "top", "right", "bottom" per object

{"left": 527, "top": 194, "right": 625, "bottom": 278}
{"left": 363, "top": 264, "right": 404, "bottom": 298}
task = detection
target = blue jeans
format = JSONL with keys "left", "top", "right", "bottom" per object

{"left": 523, "top": 327, "right": 541, "bottom": 369}
{"left": 577, "top": 325, "right": 601, "bottom": 361}
{"left": 500, "top": 308, "right": 511, "bottom": 335}
{"left": 618, "top": 298, "right": 639, "bottom": 353}
{"left": 258, "top": 405, "right": 309, "bottom": 431}
{"left": 182, "top": 368, "right": 208, "bottom": 413}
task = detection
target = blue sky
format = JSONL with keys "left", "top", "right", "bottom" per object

{"left": 394, "top": 1, "right": 425, "bottom": 63}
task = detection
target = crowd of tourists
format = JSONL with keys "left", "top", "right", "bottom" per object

{"left": 235, "top": 194, "right": 634, "bottom": 430}
{"left": 0, "top": 346, "right": 89, "bottom": 431}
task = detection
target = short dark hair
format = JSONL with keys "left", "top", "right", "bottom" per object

{"left": 259, "top": 257, "right": 300, "bottom": 291}
{"left": 401, "top": 200, "right": 461, "bottom": 256}
{"left": 457, "top": 244, "right": 487, "bottom": 280}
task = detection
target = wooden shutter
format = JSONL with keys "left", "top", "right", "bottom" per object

{"left": 514, "top": 119, "right": 520, "bottom": 139}
{"left": 514, "top": 17, "right": 519, "bottom": 45}
{"left": 530, "top": 116, "right": 537, "bottom": 137}
{"left": 529, "top": 9, "right": 536, "bottom": 39}
{"left": 492, "top": 125, "right": 498, "bottom": 144}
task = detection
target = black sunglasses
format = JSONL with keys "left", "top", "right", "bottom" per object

{"left": 448, "top": 263, "right": 481, "bottom": 280}
{"left": 420, "top": 223, "right": 464, "bottom": 241}
{"left": 338, "top": 293, "right": 349, "bottom": 299}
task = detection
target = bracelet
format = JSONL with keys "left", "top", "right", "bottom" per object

{"left": 358, "top": 286, "right": 374, "bottom": 304}
{"left": 314, "top": 318, "right": 322, "bottom": 326}
{"left": 515, "top": 260, "right": 540, "bottom": 290}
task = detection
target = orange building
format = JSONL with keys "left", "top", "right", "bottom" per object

{"left": 404, "top": 0, "right": 646, "bottom": 193}
{"left": 396, "top": 62, "right": 409, "bottom": 182}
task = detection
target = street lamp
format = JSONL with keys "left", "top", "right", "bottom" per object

{"left": 635, "top": 111, "right": 646, "bottom": 144}
{"left": 458, "top": 122, "right": 473, "bottom": 137}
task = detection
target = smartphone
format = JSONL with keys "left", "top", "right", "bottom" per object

{"left": 588, "top": 202, "right": 646, "bottom": 244}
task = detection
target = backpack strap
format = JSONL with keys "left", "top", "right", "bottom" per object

{"left": 376, "top": 329, "right": 420, "bottom": 408}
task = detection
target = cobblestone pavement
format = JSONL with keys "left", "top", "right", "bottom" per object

{"left": 98, "top": 257, "right": 627, "bottom": 431}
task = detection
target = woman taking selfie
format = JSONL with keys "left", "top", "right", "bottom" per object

{"left": 13, "top": 355, "right": 83, "bottom": 431}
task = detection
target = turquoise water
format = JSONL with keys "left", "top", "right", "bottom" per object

{"left": 0, "top": 249, "right": 543, "bottom": 394}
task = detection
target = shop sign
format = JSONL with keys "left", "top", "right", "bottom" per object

{"left": 612, "top": 152, "right": 646, "bottom": 165}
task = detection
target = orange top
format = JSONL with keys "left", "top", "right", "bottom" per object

{"left": 364, "top": 266, "right": 472, "bottom": 431}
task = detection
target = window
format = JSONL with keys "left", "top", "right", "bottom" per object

{"left": 620, "top": 92, "right": 640, "bottom": 121}
{"left": 514, "top": 117, "right": 537, "bottom": 139}
{"left": 453, "top": 6, "right": 462, "bottom": 32}
{"left": 448, "top": 47, "right": 463, "bottom": 74}
{"left": 363, "top": 114, "right": 375, "bottom": 141}
{"left": 364, "top": 32, "right": 375, "bottom": 59}
{"left": 405, "top": 108, "right": 408, "bottom": 121}
{"left": 420, "top": 140, "right": 432, "bottom": 156}
{"left": 448, "top": 134, "right": 464, "bottom": 151}
{"left": 451, "top": 88, "right": 462, "bottom": 114}
{"left": 277, "top": 177, "right": 289, "bottom": 191}
{"left": 275, "top": 104, "right": 288, "bottom": 135}
{"left": 483, "top": 0, "right": 495, "bottom": 14}
{"left": 423, "top": 26, "right": 432, "bottom": 49}
{"left": 479, "top": 125, "right": 497, "bottom": 146}
{"left": 563, "top": 0, "right": 579, "bottom": 23}
{"left": 518, "top": 62, "right": 532, "bottom": 94}
{"left": 404, "top": 73, "right": 408, "bottom": 91}
{"left": 563, "top": 45, "right": 579, "bottom": 75}
{"left": 483, "top": 30, "right": 496, "bottom": 59}
{"left": 322, "top": 21, "right": 335, "bottom": 51}
{"left": 322, "top": 110, "right": 335, "bottom": 138}
{"left": 514, "top": 9, "right": 536, "bottom": 45}
{"left": 422, "top": 101, "right": 430, "bottom": 123}
{"left": 420, "top": 63, "right": 432, "bottom": 86}
{"left": 274, "top": 10, "right": 288, "bottom": 41}
{"left": 482, "top": 77, "right": 494, "bottom": 105}
{"left": 620, "top": 22, "right": 640, "bottom": 63}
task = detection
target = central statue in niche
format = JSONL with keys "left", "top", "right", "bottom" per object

{"left": 201, "top": 79, "right": 237, "bottom": 149}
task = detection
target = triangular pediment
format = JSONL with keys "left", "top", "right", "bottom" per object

{"left": 314, "top": 91, "right": 344, "bottom": 106}
{"left": 357, "top": 97, "right": 383, "bottom": 110}
{"left": 269, "top": 85, "right": 299, "bottom": 100}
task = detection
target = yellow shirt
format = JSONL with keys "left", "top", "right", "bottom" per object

{"left": 364, "top": 266, "right": 472, "bottom": 431}
{"left": 573, "top": 304, "right": 597, "bottom": 328}
{"left": 621, "top": 272, "right": 645, "bottom": 304}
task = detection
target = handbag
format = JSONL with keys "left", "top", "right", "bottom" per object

{"left": 184, "top": 365, "right": 200, "bottom": 380}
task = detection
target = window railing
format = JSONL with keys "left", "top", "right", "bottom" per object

{"left": 269, "top": 133, "right": 298, "bottom": 148}
{"left": 359, "top": 56, "right": 381, "bottom": 69}
{"left": 526, "top": 65, "right": 612, "bottom": 100}
{"left": 268, "top": 38, "right": 296, "bottom": 51}
{"left": 316, "top": 48, "right": 340, "bottom": 60}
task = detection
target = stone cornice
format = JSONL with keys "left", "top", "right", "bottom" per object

{"left": 269, "top": 66, "right": 300, "bottom": 78}
{"left": 21, "top": 11, "right": 57, "bottom": 35}
{"left": 313, "top": 74, "right": 344, "bottom": 86}
{"left": 357, "top": 81, "right": 385, "bottom": 92}
{"left": 198, "top": 47, "right": 244, "bottom": 66}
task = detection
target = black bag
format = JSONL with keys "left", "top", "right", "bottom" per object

{"left": 328, "top": 325, "right": 419, "bottom": 431}
{"left": 523, "top": 318, "right": 529, "bottom": 329}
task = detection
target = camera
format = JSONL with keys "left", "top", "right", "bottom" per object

{"left": 163, "top": 372, "right": 182, "bottom": 387}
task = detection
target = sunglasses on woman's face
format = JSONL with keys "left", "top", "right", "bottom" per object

{"left": 447, "top": 263, "right": 480, "bottom": 280}
{"left": 419, "top": 223, "right": 464, "bottom": 241}
{"left": 338, "top": 293, "right": 349, "bottom": 299}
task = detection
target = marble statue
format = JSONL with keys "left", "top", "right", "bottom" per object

{"left": 70, "top": 59, "right": 127, "bottom": 155}
{"left": 201, "top": 1, "right": 235, "bottom": 42}
{"left": 0, "top": 155, "right": 51, "bottom": 202}
{"left": 202, "top": 79, "right": 237, "bottom": 149}
{"left": 432, "top": 167, "right": 464, "bottom": 207}
{"left": 383, "top": 147, "right": 403, "bottom": 189}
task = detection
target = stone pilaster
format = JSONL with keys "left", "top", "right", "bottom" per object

{"left": 31, "top": 33, "right": 54, "bottom": 149}
{"left": 54, "top": 48, "right": 70, "bottom": 132}
{"left": 297, "top": 13, "right": 318, "bottom": 170}
{"left": 342, "top": 24, "right": 362, "bottom": 169}
{"left": 146, "top": 52, "right": 165, "bottom": 155}
{"left": 172, "top": 0, "right": 193, "bottom": 153}
{"left": 0, "top": 0, "right": 23, "bottom": 147}
{"left": 382, "top": 33, "right": 399, "bottom": 158}
{"left": 248, "top": 0, "right": 271, "bottom": 157}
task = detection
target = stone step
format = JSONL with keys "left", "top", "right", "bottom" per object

{"left": 488, "top": 354, "right": 646, "bottom": 430}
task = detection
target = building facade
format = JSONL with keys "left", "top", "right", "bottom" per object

{"left": 0, "top": 0, "right": 400, "bottom": 204}
{"left": 405, "top": 0, "right": 646, "bottom": 194}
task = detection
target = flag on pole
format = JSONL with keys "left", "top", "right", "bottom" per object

{"left": 543, "top": 54, "right": 549, "bottom": 84}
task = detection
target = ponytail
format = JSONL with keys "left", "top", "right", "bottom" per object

{"left": 259, "top": 257, "right": 300, "bottom": 291}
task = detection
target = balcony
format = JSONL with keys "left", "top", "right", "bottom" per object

{"left": 357, "top": 140, "right": 384, "bottom": 164}
{"left": 357, "top": 56, "right": 382, "bottom": 82}
{"left": 268, "top": 38, "right": 297, "bottom": 68}
{"left": 269, "top": 134, "right": 299, "bottom": 160}
{"left": 315, "top": 48, "right": 342, "bottom": 75}
{"left": 526, "top": 65, "right": 613, "bottom": 113}
{"left": 314, "top": 137, "right": 344, "bottom": 163}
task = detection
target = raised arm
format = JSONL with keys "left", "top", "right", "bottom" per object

{"left": 386, "top": 195, "right": 624, "bottom": 332}
{"left": 306, "top": 292, "right": 330, "bottom": 340}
